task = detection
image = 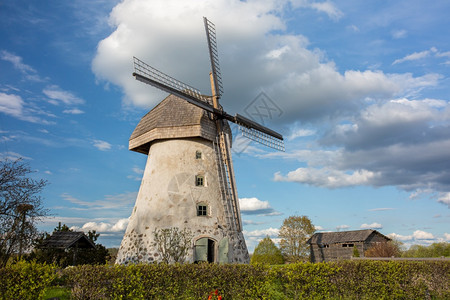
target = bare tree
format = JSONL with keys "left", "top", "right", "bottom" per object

{"left": 152, "top": 227, "right": 193, "bottom": 263}
{"left": 0, "top": 159, "right": 48, "bottom": 266}
{"left": 365, "top": 241, "right": 402, "bottom": 257}
{"left": 278, "top": 215, "right": 315, "bottom": 262}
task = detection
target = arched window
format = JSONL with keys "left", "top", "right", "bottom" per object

{"left": 195, "top": 151, "right": 202, "bottom": 159}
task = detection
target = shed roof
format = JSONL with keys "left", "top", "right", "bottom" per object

{"left": 307, "top": 229, "right": 390, "bottom": 245}
{"left": 41, "top": 231, "right": 96, "bottom": 249}
{"left": 129, "top": 94, "right": 230, "bottom": 154}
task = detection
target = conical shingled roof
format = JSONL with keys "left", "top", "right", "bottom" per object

{"left": 129, "top": 94, "right": 230, "bottom": 154}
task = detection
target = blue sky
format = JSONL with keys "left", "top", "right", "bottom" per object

{"left": 1, "top": 0, "right": 449, "bottom": 251}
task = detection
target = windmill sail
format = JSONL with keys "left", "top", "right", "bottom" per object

{"left": 204, "top": 17, "right": 224, "bottom": 98}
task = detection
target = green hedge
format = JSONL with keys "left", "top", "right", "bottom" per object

{"left": 0, "top": 260, "right": 56, "bottom": 300}
{"left": 1, "top": 260, "right": 449, "bottom": 299}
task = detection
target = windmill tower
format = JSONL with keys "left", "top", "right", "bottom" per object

{"left": 116, "top": 18, "right": 284, "bottom": 264}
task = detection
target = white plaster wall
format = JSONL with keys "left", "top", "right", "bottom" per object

{"left": 116, "top": 137, "right": 249, "bottom": 264}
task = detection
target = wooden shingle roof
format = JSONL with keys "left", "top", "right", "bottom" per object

{"left": 129, "top": 94, "right": 230, "bottom": 154}
{"left": 307, "top": 229, "right": 390, "bottom": 245}
{"left": 41, "top": 231, "right": 96, "bottom": 249}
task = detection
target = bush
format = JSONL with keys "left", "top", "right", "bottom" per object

{"left": 1, "top": 260, "right": 449, "bottom": 299}
{"left": 0, "top": 260, "right": 56, "bottom": 300}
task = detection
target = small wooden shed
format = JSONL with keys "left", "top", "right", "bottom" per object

{"left": 41, "top": 231, "right": 95, "bottom": 265}
{"left": 307, "top": 229, "right": 390, "bottom": 263}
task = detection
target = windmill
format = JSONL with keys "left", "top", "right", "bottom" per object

{"left": 116, "top": 17, "right": 284, "bottom": 264}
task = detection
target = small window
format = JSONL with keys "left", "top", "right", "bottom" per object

{"left": 197, "top": 204, "right": 208, "bottom": 216}
{"left": 195, "top": 175, "right": 204, "bottom": 186}
{"left": 196, "top": 151, "right": 202, "bottom": 159}
{"left": 342, "top": 243, "right": 354, "bottom": 248}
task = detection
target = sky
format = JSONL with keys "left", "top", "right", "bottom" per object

{"left": 1, "top": 0, "right": 449, "bottom": 252}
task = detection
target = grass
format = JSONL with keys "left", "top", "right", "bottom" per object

{"left": 43, "top": 286, "right": 71, "bottom": 300}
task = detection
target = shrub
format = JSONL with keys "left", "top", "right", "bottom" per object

{"left": 0, "top": 260, "right": 56, "bottom": 300}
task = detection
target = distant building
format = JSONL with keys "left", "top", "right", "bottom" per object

{"left": 40, "top": 231, "right": 96, "bottom": 265}
{"left": 307, "top": 229, "right": 390, "bottom": 263}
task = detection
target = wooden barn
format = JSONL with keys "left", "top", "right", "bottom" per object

{"left": 307, "top": 229, "right": 390, "bottom": 262}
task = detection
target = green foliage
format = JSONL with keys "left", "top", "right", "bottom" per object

{"left": 1, "top": 260, "right": 449, "bottom": 299}
{"left": 0, "top": 260, "right": 56, "bottom": 300}
{"left": 352, "top": 245, "right": 360, "bottom": 257}
{"left": 251, "top": 236, "right": 285, "bottom": 265}
{"left": 42, "top": 286, "right": 70, "bottom": 300}
{"left": 278, "top": 215, "right": 315, "bottom": 263}
{"left": 403, "top": 242, "right": 450, "bottom": 258}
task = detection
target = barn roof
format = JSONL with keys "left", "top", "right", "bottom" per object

{"left": 41, "top": 231, "right": 96, "bottom": 249}
{"left": 307, "top": 229, "right": 390, "bottom": 245}
{"left": 129, "top": 94, "right": 230, "bottom": 154}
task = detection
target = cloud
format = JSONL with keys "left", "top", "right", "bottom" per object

{"left": 63, "top": 108, "right": 85, "bottom": 114}
{"left": 309, "top": 1, "right": 343, "bottom": 20}
{"left": 43, "top": 85, "right": 85, "bottom": 106}
{"left": 0, "top": 50, "right": 42, "bottom": 81}
{"left": 127, "top": 166, "right": 145, "bottom": 181}
{"left": 61, "top": 191, "right": 137, "bottom": 211}
{"left": 239, "top": 197, "right": 281, "bottom": 216}
{"left": 243, "top": 227, "right": 279, "bottom": 238}
{"left": 391, "top": 29, "right": 407, "bottom": 39}
{"left": 392, "top": 47, "right": 437, "bottom": 65}
{"left": 368, "top": 208, "right": 394, "bottom": 212}
{"left": 71, "top": 218, "right": 129, "bottom": 233}
{"left": 274, "top": 168, "right": 379, "bottom": 189}
{"left": 437, "top": 192, "right": 450, "bottom": 208}
{"left": 92, "top": 0, "right": 432, "bottom": 126}
{"left": 360, "top": 222, "right": 383, "bottom": 229}
{"left": 0, "top": 92, "right": 52, "bottom": 124}
{"left": 444, "top": 233, "right": 450, "bottom": 241}
{"left": 287, "top": 128, "right": 316, "bottom": 141}
{"left": 336, "top": 225, "right": 350, "bottom": 231}
{"left": 0, "top": 151, "right": 31, "bottom": 161}
{"left": 92, "top": 139, "right": 112, "bottom": 151}
{"left": 388, "top": 230, "right": 436, "bottom": 243}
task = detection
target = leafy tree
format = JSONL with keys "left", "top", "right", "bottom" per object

{"left": 0, "top": 159, "right": 48, "bottom": 267}
{"left": 153, "top": 227, "right": 193, "bottom": 263}
{"left": 250, "top": 236, "right": 284, "bottom": 265}
{"left": 278, "top": 215, "right": 315, "bottom": 262}
{"left": 352, "top": 245, "right": 360, "bottom": 257}
{"left": 365, "top": 241, "right": 401, "bottom": 257}
{"left": 402, "top": 242, "right": 450, "bottom": 258}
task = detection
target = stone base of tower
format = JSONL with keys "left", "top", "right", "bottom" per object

{"left": 115, "top": 138, "right": 249, "bottom": 265}
{"left": 115, "top": 227, "right": 249, "bottom": 265}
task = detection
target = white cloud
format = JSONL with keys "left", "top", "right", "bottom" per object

{"left": 309, "top": 1, "right": 343, "bottom": 20}
{"left": 0, "top": 92, "right": 24, "bottom": 117}
{"left": 288, "top": 128, "right": 316, "bottom": 141}
{"left": 43, "top": 85, "right": 85, "bottom": 106}
{"left": 0, "top": 50, "right": 42, "bottom": 81}
{"left": 360, "top": 222, "right": 383, "bottom": 229}
{"left": 391, "top": 29, "right": 407, "bottom": 39}
{"left": 63, "top": 108, "right": 85, "bottom": 114}
{"left": 315, "top": 225, "right": 324, "bottom": 231}
{"left": 413, "top": 230, "right": 434, "bottom": 240}
{"left": 274, "top": 168, "right": 379, "bottom": 188}
{"left": 388, "top": 233, "right": 412, "bottom": 241}
{"left": 392, "top": 47, "right": 437, "bottom": 65}
{"left": 93, "top": 139, "right": 112, "bottom": 151}
{"left": 239, "top": 197, "right": 281, "bottom": 215}
{"left": 336, "top": 225, "right": 350, "bottom": 231}
{"left": 61, "top": 191, "right": 137, "bottom": 211}
{"left": 368, "top": 208, "right": 394, "bottom": 212}
{"left": 437, "top": 192, "right": 450, "bottom": 208}
{"left": 444, "top": 233, "right": 450, "bottom": 241}
{"left": 0, "top": 151, "right": 31, "bottom": 161}
{"left": 71, "top": 218, "right": 129, "bottom": 233}
{"left": 243, "top": 227, "right": 279, "bottom": 237}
